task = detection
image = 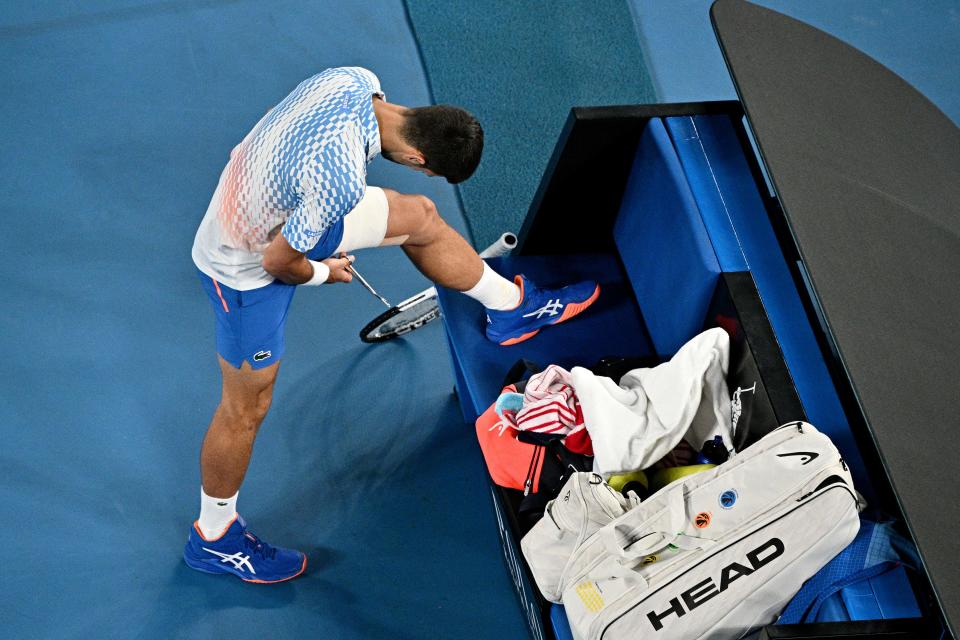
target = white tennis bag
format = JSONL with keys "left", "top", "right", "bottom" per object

{"left": 520, "top": 472, "right": 638, "bottom": 602}
{"left": 558, "top": 421, "right": 861, "bottom": 640}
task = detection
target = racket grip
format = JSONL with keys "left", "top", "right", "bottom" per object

{"left": 478, "top": 232, "right": 517, "bottom": 259}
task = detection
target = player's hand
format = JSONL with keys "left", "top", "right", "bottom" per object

{"left": 322, "top": 253, "right": 355, "bottom": 284}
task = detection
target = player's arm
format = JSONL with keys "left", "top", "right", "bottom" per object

{"left": 269, "top": 142, "right": 364, "bottom": 285}
{"left": 262, "top": 233, "right": 353, "bottom": 285}
{"left": 261, "top": 232, "right": 311, "bottom": 283}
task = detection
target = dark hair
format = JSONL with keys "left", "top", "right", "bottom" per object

{"left": 401, "top": 105, "right": 483, "bottom": 183}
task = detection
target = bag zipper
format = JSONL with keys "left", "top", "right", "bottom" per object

{"left": 607, "top": 424, "right": 812, "bottom": 547}
{"left": 524, "top": 445, "right": 544, "bottom": 496}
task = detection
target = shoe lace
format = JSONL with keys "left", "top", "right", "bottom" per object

{"left": 243, "top": 530, "right": 277, "bottom": 560}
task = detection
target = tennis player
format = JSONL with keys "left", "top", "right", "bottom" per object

{"left": 185, "top": 67, "right": 599, "bottom": 582}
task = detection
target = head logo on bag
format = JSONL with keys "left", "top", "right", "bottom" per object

{"left": 694, "top": 512, "right": 712, "bottom": 528}
{"left": 646, "top": 537, "right": 786, "bottom": 631}
{"left": 719, "top": 489, "right": 738, "bottom": 509}
{"left": 776, "top": 451, "right": 819, "bottom": 465}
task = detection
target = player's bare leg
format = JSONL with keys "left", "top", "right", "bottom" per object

{"left": 379, "top": 188, "right": 600, "bottom": 345}
{"left": 380, "top": 189, "right": 484, "bottom": 290}
{"left": 184, "top": 354, "right": 305, "bottom": 582}
{"left": 200, "top": 356, "right": 280, "bottom": 498}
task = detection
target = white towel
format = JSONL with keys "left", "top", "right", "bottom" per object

{"left": 572, "top": 328, "right": 733, "bottom": 475}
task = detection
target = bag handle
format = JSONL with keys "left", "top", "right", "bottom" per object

{"left": 600, "top": 486, "right": 716, "bottom": 561}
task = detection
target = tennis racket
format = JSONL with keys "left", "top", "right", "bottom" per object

{"left": 353, "top": 232, "right": 517, "bottom": 343}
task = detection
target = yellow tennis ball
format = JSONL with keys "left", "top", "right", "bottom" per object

{"left": 607, "top": 470, "right": 649, "bottom": 493}
{"left": 650, "top": 464, "right": 716, "bottom": 492}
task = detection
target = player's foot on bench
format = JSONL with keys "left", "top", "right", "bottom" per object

{"left": 183, "top": 514, "right": 306, "bottom": 583}
{"left": 485, "top": 275, "right": 600, "bottom": 346}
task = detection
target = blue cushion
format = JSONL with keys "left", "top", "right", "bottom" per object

{"left": 551, "top": 604, "right": 574, "bottom": 640}
{"left": 676, "top": 114, "right": 873, "bottom": 495}
{"left": 663, "top": 115, "right": 748, "bottom": 272}
{"left": 437, "top": 253, "right": 654, "bottom": 422}
{"left": 614, "top": 117, "right": 720, "bottom": 357}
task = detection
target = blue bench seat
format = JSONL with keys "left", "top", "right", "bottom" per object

{"left": 436, "top": 253, "right": 655, "bottom": 423}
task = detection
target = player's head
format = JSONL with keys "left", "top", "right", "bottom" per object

{"left": 396, "top": 105, "right": 484, "bottom": 184}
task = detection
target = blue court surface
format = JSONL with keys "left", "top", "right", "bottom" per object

{"left": 1, "top": 2, "right": 957, "bottom": 639}
{"left": 0, "top": 2, "right": 522, "bottom": 638}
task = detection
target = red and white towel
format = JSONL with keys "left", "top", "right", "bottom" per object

{"left": 515, "top": 365, "right": 593, "bottom": 455}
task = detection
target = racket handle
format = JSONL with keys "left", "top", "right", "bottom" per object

{"left": 478, "top": 232, "right": 517, "bottom": 259}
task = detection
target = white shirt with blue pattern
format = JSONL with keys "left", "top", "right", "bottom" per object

{"left": 193, "top": 67, "right": 384, "bottom": 290}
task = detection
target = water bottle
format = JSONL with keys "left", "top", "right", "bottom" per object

{"left": 696, "top": 435, "right": 729, "bottom": 465}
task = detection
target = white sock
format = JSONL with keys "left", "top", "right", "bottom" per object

{"left": 198, "top": 488, "right": 238, "bottom": 540}
{"left": 463, "top": 262, "right": 522, "bottom": 310}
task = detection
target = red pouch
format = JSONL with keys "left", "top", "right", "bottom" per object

{"left": 475, "top": 384, "right": 544, "bottom": 494}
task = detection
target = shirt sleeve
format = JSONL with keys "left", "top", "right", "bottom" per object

{"left": 337, "top": 66, "right": 385, "bottom": 100}
{"left": 280, "top": 129, "right": 367, "bottom": 253}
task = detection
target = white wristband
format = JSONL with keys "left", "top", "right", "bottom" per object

{"left": 304, "top": 260, "right": 330, "bottom": 286}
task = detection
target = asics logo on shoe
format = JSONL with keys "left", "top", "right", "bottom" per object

{"left": 522, "top": 299, "right": 563, "bottom": 319}
{"left": 203, "top": 548, "right": 257, "bottom": 574}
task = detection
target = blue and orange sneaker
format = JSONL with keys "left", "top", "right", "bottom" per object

{"left": 183, "top": 515, "right": 306, "bottom": 583}
{"left": 485, "top": 275, "right": 600, "bottom": 346}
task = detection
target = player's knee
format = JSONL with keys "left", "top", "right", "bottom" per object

{"left": 254, "top": 386, "right": 274, "bottom": 420}
{"left": 412, "top": 195, "right": 444, "bottom": 239}
{"left": 221, "top": 393, "right": 271, "bottom": 434}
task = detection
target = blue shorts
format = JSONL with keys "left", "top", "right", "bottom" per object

{"left": 198, "top": 218, "right": 345, "bottom": 370}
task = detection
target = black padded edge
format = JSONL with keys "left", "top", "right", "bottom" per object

{"left": 705, "top": 272, "right": 806, "bottom": 446}
{"left": 760, "top": 617, "right": 937, "bottom": 639}
{"left": 518, "top": 102, "right": 742, "bottom": 255}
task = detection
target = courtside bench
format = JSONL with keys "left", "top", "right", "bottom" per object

{"left": 437, "top": 95, "right": 947, "bottom": 639}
